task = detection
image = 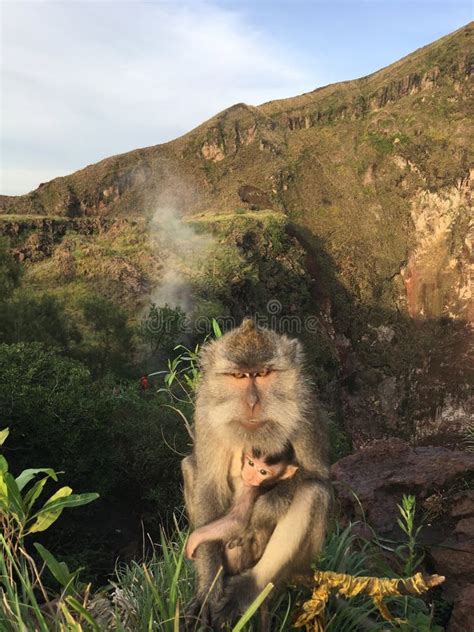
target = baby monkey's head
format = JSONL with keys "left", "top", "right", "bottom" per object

{"left": 242, "top": 442, "right": 298, "bottom": 488}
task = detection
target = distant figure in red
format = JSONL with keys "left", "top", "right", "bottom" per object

{"left": 140, "top": 375, "right": 150, "bottom": 390}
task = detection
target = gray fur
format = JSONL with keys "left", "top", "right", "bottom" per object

{"left": 182, "top": 318, "right": 331, "bottom": 627}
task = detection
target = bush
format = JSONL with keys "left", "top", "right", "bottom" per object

{"left": 139, "top": 303, "right": 186, "bottom": 358}
{"left": 0, "top": 294, "right": 80, "bottom": 349}
{"left": 0, "top": 342, "right": 189, "bottom": 579}
{"left": 0, "top": 237, "right": 21, "bottom": 299}
{"left": 0, "top": 427, "right": 98, "bottom": 631}
{"left": 79, "top": 295, "right": 134, "bottom": 378}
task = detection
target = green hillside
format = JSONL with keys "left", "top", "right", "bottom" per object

{"left": 1, "top": 23, "right": 472, "bottom": 444}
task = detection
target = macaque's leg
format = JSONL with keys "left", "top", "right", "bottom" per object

{"left": 214, "top": 480, "right": 331, "bottom": 624}
{"left": 183, "top": 477, "right": 232, "bottom": 628}
{"left": 251, "top": 480, "right": 331, "bottom": 588}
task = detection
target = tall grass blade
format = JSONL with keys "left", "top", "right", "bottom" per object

{"left": 232, "top": 582, "right": 274, "bottom": 632}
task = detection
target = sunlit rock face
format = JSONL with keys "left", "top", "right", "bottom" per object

{"left": 402, "top": 173, "right": 472, "bottom": 321}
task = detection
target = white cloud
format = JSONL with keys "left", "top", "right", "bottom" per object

{"left": 1, "top": 1, "right": 318, "bottom": 195}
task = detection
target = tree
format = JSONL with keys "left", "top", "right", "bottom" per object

{"left": 0, "top": 294, "right": 80, "bottom": 349}
{"left": 0, "top": 237, "right": 21, "bottom": 300}
{"left": 80, "top": 295, "right": 134, "bottom": 378}
{"left": 139, "top": 303, "right": 185, "bottom": 357}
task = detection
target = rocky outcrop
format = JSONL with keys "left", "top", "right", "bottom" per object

{"left": 237, "top": 185, "right": 273, "bottom": 210}
{"left": 332, "top": 439, "right": 474, "bottom": 629}
{"left": 332, "top": 438, "right": 474, "bottom": 530}
{"left": 276, "top": 59, "right": 470, "bottom": 132}
{"left": 0, "top": 216, "right": 112, "bottom": 240}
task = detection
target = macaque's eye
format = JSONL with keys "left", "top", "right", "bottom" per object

{"left": 255, "top": 369, "right": 270, "bottom": 378}
{"left": 259, "top": 469, "right": 268, "bottom": 476}
{"left": 233, "top": 372, "right": 247, "bottom": 379}
{"left": 247, "top": 459, "right": 254, "bottom": 467}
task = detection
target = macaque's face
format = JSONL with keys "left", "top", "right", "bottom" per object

{"left": 241, "top": 453, "right": 296, "bottom": 487}
{"left": 223, "top": 368, "right": 276, "bottom": 430}
{"left": 198, "top": 321, "right": 304, "bottom": 448}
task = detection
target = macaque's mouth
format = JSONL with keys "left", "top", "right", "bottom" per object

{"left": 239, "top": 418, "right": 266, "bottom": 430}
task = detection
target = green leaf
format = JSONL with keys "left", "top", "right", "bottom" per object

{"left": 28, "top": 486, "right": 72, "bottom": 533}
{"left": 24, "top": 476, "right": 51, "bottom": 512}
{"left": 212, "top": 318, "right": 222, "bottom": 338}
{"left": 34, "top": 542, "right": 71, "bottom": 587}
{"left": 65, "top": 596, "right": 101, "bottom": 631}
{"left": 28, "top": 490, "right": 99, "bottom": 533}
{"left": 0, "top": 428, "right": 9, "bottom": 446}
{"left": 0, "top": 472, "right": 8, "bottom": 507}
{"left": 16, "top": 468, "right": 57, "bottom": 492}
{"left": 4, "top": 472, "right": 25, "bottom": 520}
{"left": 0, "top": 455, "right": 7, "bottom": 474}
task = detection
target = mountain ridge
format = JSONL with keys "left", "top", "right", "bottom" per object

{"left": 0, "top": 23, "right": 471, "bottom": 326}
{"left": 1, "top": 21, "right": 471, "bottom": 216}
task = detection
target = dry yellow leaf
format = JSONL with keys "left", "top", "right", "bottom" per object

{"left": 294, "top": 570, "right": 444, "bottom": 631}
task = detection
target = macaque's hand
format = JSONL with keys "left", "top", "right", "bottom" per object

{"left": 185, "top": 532, "right": 200, "bottom": 560}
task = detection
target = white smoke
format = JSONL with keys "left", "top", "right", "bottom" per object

{"left": 148, "top": 203, "right": 215, "bottom": 315}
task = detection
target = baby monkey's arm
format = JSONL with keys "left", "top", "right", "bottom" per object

{"left": 186, "top": 485, "right": 258, "bottom": 559}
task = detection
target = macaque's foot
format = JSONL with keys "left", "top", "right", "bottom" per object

{"left": 181, "top": 597, "right": 213, "bottom": 631}
{"left": 212, "top": 573, "right": 260, "bottom": 627}
{"left": 226, "top": 536, "right": 244, "bottom": 549}
{"left": 182, "top": 574, "right": 226, "bottom": 630}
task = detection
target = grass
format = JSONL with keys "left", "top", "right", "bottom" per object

{"left": 81, "top": 518, "right": 439, "bottom": 632}
{"left": 185, "top": 209, "right": 284, "bottom": 225}
{"left": 0, "top": 418, "right": 443, "bottom": 631}
{"left": 0, "top": 214, "right": 67, "bottom": 222}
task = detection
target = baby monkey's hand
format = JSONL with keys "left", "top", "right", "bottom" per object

{"left": 185, "top": 532, "right": 200, "bottom": 559}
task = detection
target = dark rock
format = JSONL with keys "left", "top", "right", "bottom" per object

{"left": 332, "top": 440, "right": 474, "bottom": 628}
{"left": 237, "top": 185, "right": 272, "bottom": 210}
{"left": 14, "top": 232, "right": 55, "bottom": 262}
{"left": 447, "top": 583, "right": 474, "bottom": 632}
{"left": 428, "top": 489, "right": 474, "bottom": 600}
{"left": 331, "top": 439, "right": 474, "bottom": 531}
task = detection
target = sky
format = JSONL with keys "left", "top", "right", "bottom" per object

{"left": 1, "top": 0, "right": 472, "bottom": 196}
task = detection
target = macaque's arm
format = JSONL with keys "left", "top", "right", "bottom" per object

{"left": 186, "top": 485, "right": 258, "bottom": 559}
{"left": 186, "top": 515, "right": 241, "bottom": 559}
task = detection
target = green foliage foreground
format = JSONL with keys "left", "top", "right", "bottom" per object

{"left": 0, "top": 423, "right": 441, "bottom": 631}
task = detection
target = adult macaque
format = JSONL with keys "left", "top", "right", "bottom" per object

{"left": 185, "top": 444, "right": 298, "bottom": 560}
{"left": 182, "top": 318, "right": 331, "bottom": 626}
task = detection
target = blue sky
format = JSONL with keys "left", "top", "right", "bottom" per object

{"left": 1, "top": 1, "right": 471, "bottom": 196}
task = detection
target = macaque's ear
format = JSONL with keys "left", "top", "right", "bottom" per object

{"left": 279, "top": 464, "right": 298, "bottom": 480}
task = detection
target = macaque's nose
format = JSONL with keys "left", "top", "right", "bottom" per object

{"left": 246, "top": 383, "right": 259, "bottom": 411}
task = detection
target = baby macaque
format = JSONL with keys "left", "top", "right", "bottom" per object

{"left": 186, "top": 444, "right": 298, "bottom": 560}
